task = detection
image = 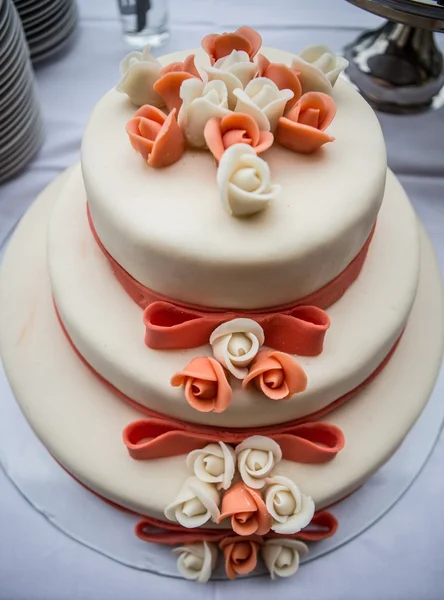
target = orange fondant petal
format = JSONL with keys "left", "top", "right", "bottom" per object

{"left": 218, "top": 482, "right": 258, "bottom": 522}
{"left": 182, "top": 54, "right": 200, "bottom": 78}
{"left": 148, "top": 109, "right": 185, "bottom": 168}
{"left": 201, "top": 33, "right": 218, "bottom": 62}
{"left": 277, "top": 118, "right": 335, "bottom": 154}
{"left": 222, "top": 543, "right": 237, "bottom": 579}
{"left": 242, "top": 350, "right": 282, "bottom": 387}
{"left": 210, "top": 358, "right": 232, "bottom": 413}
{"left": 257, "top": 53, "right": 271, "bottom": 77}
{"left": 258, "top": 375, "right": 290, "bottom": 401}
{"left": 222, "top": 129, "right": 251, "bottom": 149}
{"left": 231, "top": 541, "right": 259, "bottom": 575}
{"left": 138, "top": 118, "right": 162, "bottom": 140}
{"left": 160, "top": 62, "right": 185, "bottom": 75}
{"left": 262, "top": 367, "right": 285, "bottom": 389}
{"left": 265, "top": 63, "right": 302, "bottom": 110}
{"left": 133, "top": 104, "right": 166, "bottom": 123}
{"left": 184, "top": 378, "right": 217, "bottom": 412}
{"left": 231, "top": 515, "right": 258, "bottom": 536}
{"left": 220, "top": 112, "right": 260, "bottom": 146}
{"left": 269, "top": 351, "right": 308, "bottom": 396}
{"left": 171, "top": 356, "right": 219, "bottom": 384}
{"left": 203, "top": 117, "right": 225, "bottom": 162}
{"left": 213, "top": 32, "right": 252, "bottom": 61}
{"left": 126, "top": 118, "right": 154, "bottom": 160}
{"left": 247, "top": 488, "right": 272, "bottom": 535}
{"left": 255, "top": 130, "right": 274, "bottom": 154}
{"left": 235, "top": 26, "right": 262, "bottom": 59}
{"left": 287, "top": 92, "right": 336, "bottom": 131}
{"left": 153, "top": 71, "right": 195, "bottom": 112}
{"left": 299, "top": 107, "right": 321, "bottom": 128}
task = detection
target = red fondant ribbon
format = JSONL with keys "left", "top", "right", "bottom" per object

{"left": 87, "top": 205, "right": 375, "bottom": 315}
{"left": 143, "top": 301, "right": 330, "bottom": 354}
{"left": 135, "top": 511, "right": 338, "bottom": 546}
{"left": 123, "top": 417, "right": 345, "bottom": 463}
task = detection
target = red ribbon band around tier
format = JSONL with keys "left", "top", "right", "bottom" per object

{"left": 87, "top": 205, "right": 376, "bottom": 354}
{"left": 123, "top": 417, "right": 345, "bottom": 463}
{"left": 135, "top": 511, "right": 338, "bottom": 546}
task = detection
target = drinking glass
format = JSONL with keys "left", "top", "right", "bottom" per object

{"left": 117, "top": 0, "right": 169, "bottom": 48}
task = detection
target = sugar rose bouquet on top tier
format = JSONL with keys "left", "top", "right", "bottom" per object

{"left": 118, "top": 26, "right": 348, "bottom": 217}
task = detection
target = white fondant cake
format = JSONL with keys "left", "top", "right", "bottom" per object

{"left": 0, "top": 27, "right": 443, "bottom": 583}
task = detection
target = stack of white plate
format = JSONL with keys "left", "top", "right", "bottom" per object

{"left": 0, "top": 0, "right": 43, "bottom": 184}
{"left": 13, "top": 0, "right": 78, "bottom": 64}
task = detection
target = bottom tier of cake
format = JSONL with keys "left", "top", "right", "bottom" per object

{"left": 0, "top": 169, "right": 443, "bottom": 526}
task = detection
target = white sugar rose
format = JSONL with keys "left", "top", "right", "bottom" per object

{"left": 203, "top": 50, "right": 258, "bottom": 109}
{"left": 164, "top": 476, "right": 221, "bottom": 528}
{"left": 217, "top": 144, "right": 281, "bottom": 217}
{"left": 265, "top": 475, "right": 315, "bottom": 534}
{"left": 235, "top": 436, "right": 282, "bottom": 489}
{"left": 210, "top": 318, "right": 265, "bottom": 378}
{"left": 262, "top": 539, "right": 309, "bottom": 579}
{"left": 178, "top": 78, "right": 231, "bottom": 147}
{"left": 172, "top": 541, "right": 218, "bottom": 583}
{"left": 187, "top": 442, "right": 236, "bottom": 490}
{"left": 233, "top": 78, "right": 294, "bottom": 132}
{"left": 116, "top": 45, "right": 163, "bottom": 107}
{"left": 291, "top": 45, "right": 349, "bottom": 95}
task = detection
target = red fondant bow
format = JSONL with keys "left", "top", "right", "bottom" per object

{"left": 135, "top": 511, "right": 338, "bottom": 545}
{"left": 143, "top": 301, "right": 330, "bottom": 354}
{"left": 123, "top": 417, "right": 345, "bottom": 463}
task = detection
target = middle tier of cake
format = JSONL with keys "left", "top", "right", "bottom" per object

{"left": 48, "top": 165, "right": 419, "bottom": 428}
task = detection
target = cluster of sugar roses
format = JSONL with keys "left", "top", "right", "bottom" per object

{"left": 165, "top": 435, "right": 313, "bottom": 581}
{"left": 118, "top": 26, "right": 348, "bottom": 217}
{"left": 170, "top": 318, "right": 307, "bottom": 413}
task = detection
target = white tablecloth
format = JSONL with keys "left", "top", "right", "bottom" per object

{"left": 0, "top": 1, "right": 444, "bottom": 598}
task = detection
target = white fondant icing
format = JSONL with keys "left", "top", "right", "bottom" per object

{"left": 1, "top": 170, "right": 443, "bottom": 520}
{"left": 116, "top": 45, "right": 163, "bottom": 107}
{"left": 164, "top": 476, "right": 220, "bottom": 528}
{"left": 203, "top": 50, "right": 258, "bottom": 109}
{"left": 178, "top": 78, "right": 231, "bottom": 147}
{"left": 233, "top": 77, "right": 294, "bottom": 132}
{"left": 235, "top": 436, "right": 282, "bottom": 489}
{"left": 82, "top": 47, "right": 387, "bottom": 310}
{"left": 264, "top": 475, "right": 315, "bottom": 534}
{"left": 217, "top": 144, "right": 281, "bottom": 217}
{"left": 292, "top": 45, "right": 349, "bottom": 95}
{"left": 172, "top": 542, "right": 218, "bottom": 583}
{"left": 48, "top": 166, "right": 420, "bottom": 428}
{"left": 262, "top": 539, "right": 309, "bottom": 579}
{"left": 186, "top": 442, "right": 235, "bottom": 490}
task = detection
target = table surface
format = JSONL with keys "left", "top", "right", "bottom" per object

{"left": 0, "top": 1, "right": 444, "bottom": 598}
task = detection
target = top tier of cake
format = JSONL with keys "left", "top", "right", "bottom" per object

{"left": 82, "top": 47, "right": 387, "bottom": 310}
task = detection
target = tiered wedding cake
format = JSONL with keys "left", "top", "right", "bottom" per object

{"left": 1, "top": 26, "right": 443, "bottom": 583}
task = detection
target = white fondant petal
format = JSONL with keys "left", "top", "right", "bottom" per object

{"left": 164, "top": 476, "right": 221, "bottom": 528}
{"left": 262, "top": 539, "right": 308, "bottom": 579}
{"left": 186, "top": 442, "right": 235, "bottom": 490}
{"left": 210, "top": 318, "right": 265, "bottom": 377}
{"left": 217, "top": 144, "right": 281, "bottom": 217}
{"left": 235, "top": 436, "right": 283, "bottom": 461}
{"left": 116, "top": 62, "right": 163, "bottom": 107}
{"left": 178, "top": 79, "right": 230, "bottom": 147}
{"left": 210, "top": 319, "right": 265, "bottom": 346}
{"left": 173, "top": 542, "right": 217, "bottom": 583}
{"left": 265, "top": 475, "right": 315, "bottom": 534}
{"left": 233, "top": 88, "right": 271, "bottom": 131}
{"left": 204, "top": 67, "right": 243, "bottom": 110}
{"left": 292, "top": 45, "right": 348, "bottom": 94}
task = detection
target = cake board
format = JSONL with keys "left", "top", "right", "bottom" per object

{"left": 0, "top": 170, "right": 443, "bottom": 581}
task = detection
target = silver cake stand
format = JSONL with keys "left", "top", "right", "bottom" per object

{"left": 344, "top": 0, "right": 444, "bottom": 112}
